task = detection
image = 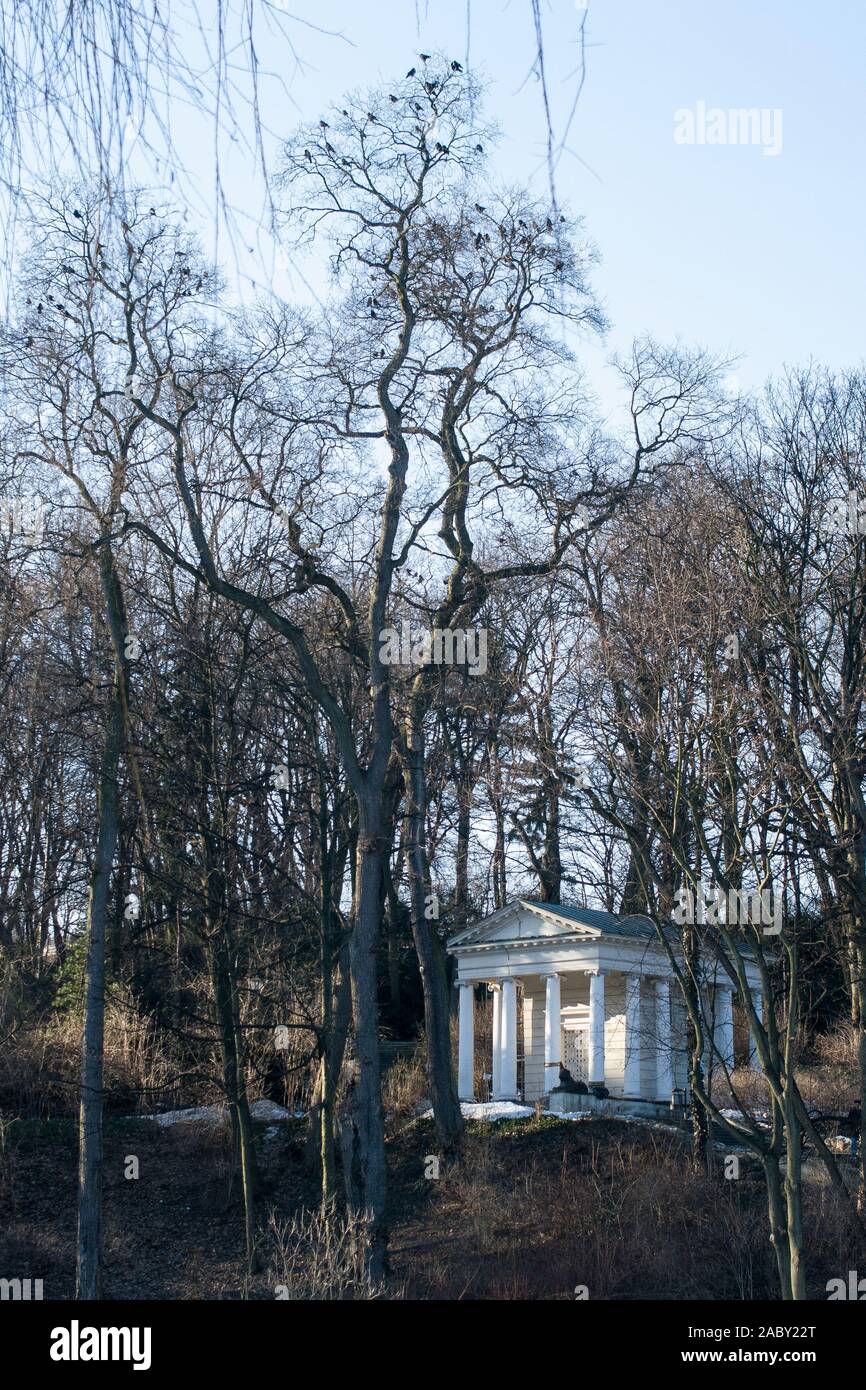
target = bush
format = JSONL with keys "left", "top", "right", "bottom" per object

{"left": 263, "top": 1205, "right": 389, "bottom": 1300}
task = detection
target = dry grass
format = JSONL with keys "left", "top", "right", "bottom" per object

{"left": 382, "top": 1049, "right": 428, "bottom": 1126}
{"left": 261, "top": 1204, "right": 390, "bottom": 1300}
{"left": 0, "top": 990, "right": 184, "bottom": 1118}
{"left": 391, "top": 1116, "right": 866, "bottom": 1300}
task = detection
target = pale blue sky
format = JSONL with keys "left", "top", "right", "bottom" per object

{"left": 124, "top": 0, "right": 865, "bottom": 417}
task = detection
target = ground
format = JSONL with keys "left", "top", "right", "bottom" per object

{"left": 1, "top": 1104, "right": 861, "bottom": 1300}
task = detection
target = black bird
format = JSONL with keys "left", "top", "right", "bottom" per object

{"left": 425, "top": 81, "right": 438, "bottom": 94}
{"left": 73, "top": 209, "right": 81, "bottom": 218}
{"left": 555, "top": 260, "right": 564, "bottom": 272}
{"left": 451, "top": 60, "right": 463, "bottom": 71}
{"left": 37, "top": 303, "right": 43, "bottom": 312}
{"left": 475, "top": 203, "right": 485, "bottom": 213}
{"left": 435, "top": 142, "right": 448, "bottom": 154}
{"left": 389, "top": 94, "right": 398, "bottom": 102}
{"left": 26, "top": 336, "right": 33, "bottom": 348}
{"left": 546, "top": 217, "right": 553, "bottom": 231}
{"left": 370, "top": 309, "right": 377, "bottom": 319}
{"left": 319, "top": 119, "right": 329, "bottom": 129}
{"left": 406, "top": 67, "right": 416, "bottom": 78}
{"left": 419, "top": 52, "right": 430, "bottom": 61}
{"left": 475, "top": 143, "right": 483, "bottom": 153}
{"left": 325, "top": 142, "right": 335, "bottom": 154}
{"left": 367, "top": 112, "right": 377, "bottom": 122}
{"left": 149, "top": 206, "right": 156, "bottom": 215}
{"left": 304, "top": 148, "right": 312, "bottom": 161}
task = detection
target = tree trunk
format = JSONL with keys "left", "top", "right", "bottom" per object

{"left": 764, "top": 1145, "right": 793, "bottom": 1300}
{"left": 76, "top": 676, "right": 123, "bottom": 1300}
{"left": 402, "top": 720, "right": 463, "bottom": 1152}
{"left": 348, "top": 804, "right": 388, "bottom": 1277}
{"left": 209, "top": 929, "right": 258, "bottom": 1265}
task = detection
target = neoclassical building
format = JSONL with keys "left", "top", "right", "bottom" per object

{"left": 448, "top": 899, "right": 764, "bottom": 1103}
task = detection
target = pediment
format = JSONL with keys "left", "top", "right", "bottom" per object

{"left": 448, "top": 899, "right": 601, "bottom": 950}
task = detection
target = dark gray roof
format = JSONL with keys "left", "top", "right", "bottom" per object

{"left": 521, "top": 900, "right": 676, "bottom": 943}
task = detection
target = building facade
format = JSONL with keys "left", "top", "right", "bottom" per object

{"left": 448, "top": 899, "right": 764, "bottom": 1103}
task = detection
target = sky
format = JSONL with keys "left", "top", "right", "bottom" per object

{"left": 55, "top": 0, "right": 866, "bottom": 421}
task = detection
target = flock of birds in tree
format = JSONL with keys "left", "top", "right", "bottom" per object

{"left": 299, "top": 54, "right": 568, "bottom": 331}
{"left": 20, "top": 58, "right": 562, "bottom": 360}
{"left": 303, "top": 57, "right": 475, "bottom": 167}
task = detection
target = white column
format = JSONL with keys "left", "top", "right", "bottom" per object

{"left": 654, "top": 978, "right": 673, "bottom": 1101}
{"left": 716, "top": 986, "right": 734, "bottom": 1069}
{"left": 457, "top": 982, "right": 475, "bottom": 1100}
{"left": 499, "top": 977, "right": 518, "bottom": 1100}
{"left": 623, "top": 973, "right": 642, "bottom": 1096}
{"left": 543, "top": 973, "right": 561, "bottom": 1092}
{"left": 491, "top": 985, "right": 502, "bottom": 1098}
{"left": 588, "top": 971, "right": 605, "bottom": 1085}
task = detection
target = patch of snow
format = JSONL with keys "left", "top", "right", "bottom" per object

{"left": 250, "top": 1099, "right": 293, "bottom": 1122}
{"left": 136, "top": 1098, "right": 292, "bottom": 1128}
{"left": 138, "top": 1103, "right": 224, "bottom": 1128}
{"left": 719, "top": 1107, "right": 770, "bottom": 1125}
{"left": 421, "top": 1100, "right": 535, "bottom": 1122}
{"left": 825, "top": 1134, "right": 854, "bottom": 1154}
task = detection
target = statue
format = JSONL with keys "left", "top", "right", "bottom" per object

{"left": 552, "top": 1064, "right": 588, "bottom": 1095}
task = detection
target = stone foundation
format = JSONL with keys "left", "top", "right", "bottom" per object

{"left": 547, "top": 1090, "right": 684, "bottom": 1122}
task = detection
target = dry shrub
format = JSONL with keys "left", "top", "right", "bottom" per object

{"left": 236, "top": 977, "right": 317, "bottom": 1112}
{"left": 382, "top": 1045, "right": 428, "bottom": 1127}
{"left": 263, "top": 1204, "right": 388, "bottom": 1300}
{"left": 813, "top": 1022, "right": 859, "bottom": 1071}
{"left": 798, "top": 1023, "right": 860, "bottom": 1114}
{"left": 712, "top": 1064, "right": 770, "bottom": 1111}
{"left": 0, "top": 988, "right": 186, "bottom": 1118}
{"left": 426, "top": 1125, "right": 780, "bottom": 1300}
